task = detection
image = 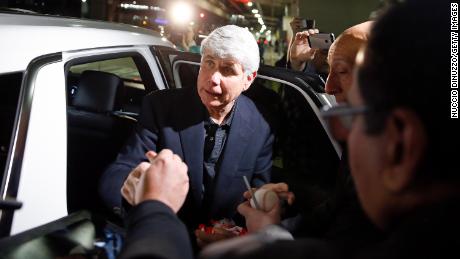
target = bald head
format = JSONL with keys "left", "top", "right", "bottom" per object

{"left": 325, "top": 21, "right": 373, "bottom": 102}
{"left": 328, "top": 21, "right": 373, "bottom": 68}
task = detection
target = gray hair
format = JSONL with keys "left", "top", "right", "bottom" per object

{"left": 200, "top": 25, "right": 260, "bottom": 75}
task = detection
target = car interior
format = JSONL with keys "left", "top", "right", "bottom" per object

{"left": 66, "top": 70, "right": 137, "bottom": 216}
{"left": 65, "top": 54, "right": 157, "bottom": 221}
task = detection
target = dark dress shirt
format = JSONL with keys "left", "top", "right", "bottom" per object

{"left": 201, "top": 108, "right": 235, "bottom": 221}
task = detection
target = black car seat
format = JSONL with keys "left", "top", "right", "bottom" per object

{"left": 67, "top": 70, "right": 136, "bottom": 215}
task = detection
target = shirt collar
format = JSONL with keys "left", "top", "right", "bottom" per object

{"left": 204, "top": 98, "right": 238, "bottom": 128}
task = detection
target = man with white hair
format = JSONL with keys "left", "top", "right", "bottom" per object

{"left": 100, "top": 25, "right": 273, "bottom": 232}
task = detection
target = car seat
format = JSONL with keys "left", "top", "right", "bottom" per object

{"left": 66, "top": 70, "right": 136, "bottom": 216}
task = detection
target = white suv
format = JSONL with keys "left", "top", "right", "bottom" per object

{"left": 0, "top": 11, "right": 175, "bottom": 235}
{"left": 0, "top": 11, "right": 339, "bottom": 259}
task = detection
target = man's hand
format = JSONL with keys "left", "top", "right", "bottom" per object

{"left": 237, "top": 200, "right": 281, "bottom": 233}
{"left": 121, "top": 152, "right": 157, "bottom": 205}
{"left": 134, "top": 149, "right": 189, "bottom": 213}
{"left": 239, "top": 183, "right": 294, "bottom": 233}
{"left": 289, "top": 29, "right": 320, "bottom": 71}
{"left": 243, "top": 182, "right": 295, "bottom": 206}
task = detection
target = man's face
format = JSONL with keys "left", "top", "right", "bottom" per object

{"left": 197, "top": 51, "right": 253, "bottom": 113}
{"left": 325, "top": 41, "right": 354, "bottom": 103}
{"left": 346, "top": 80, "right": 387, "bottom": 227}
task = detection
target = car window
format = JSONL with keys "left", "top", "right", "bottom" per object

{"left": 69, "top": 57, "right": 143, "bottom": 86}
{"left": 176, "top": 62, "right": 200, "bottom": 89}
{"left": 0, "top": 72, "right": 23, "bottom": 190}
{"left": 67, "top": 55, "right": 154, "bottom": 115}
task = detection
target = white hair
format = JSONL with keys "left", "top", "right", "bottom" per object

{"left": 200, "top": 25, "right": 260, "bottom": 75}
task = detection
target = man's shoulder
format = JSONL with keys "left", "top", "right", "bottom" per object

{"left": 143, "top": 87, "right": 198, "bottom": 108}
{"left": 237, "top": 95, "right": 267, "bottom": 123}
{"left": 145, "top": 87, "right": 194, "bottom": 100}
{"left": 238, "top": 94, "right": 258, "bottom": 112}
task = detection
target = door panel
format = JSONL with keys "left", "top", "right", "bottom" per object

{"left": 12, "top": 59, "right": 68, "bottom": 235}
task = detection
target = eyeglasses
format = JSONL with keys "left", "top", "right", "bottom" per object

{"left": 320, "top": 104, "right": 368, "bottom": 140}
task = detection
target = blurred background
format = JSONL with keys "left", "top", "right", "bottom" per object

{"left": 0, "top": 0, "right": 383, "bottom": 65}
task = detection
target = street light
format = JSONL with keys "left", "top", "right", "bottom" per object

{"left": 170, "top": 1, "right": 193, "bottom": 25}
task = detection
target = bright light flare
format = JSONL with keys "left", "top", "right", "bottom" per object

{"left": 170, "top": 1, "right": 193, "bottom": 24}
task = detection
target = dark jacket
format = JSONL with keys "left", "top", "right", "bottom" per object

{"left": 99, "top": 86, "right": 273, "bottom": 228}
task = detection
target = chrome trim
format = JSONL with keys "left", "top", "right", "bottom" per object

{"left": 0, "top": 53, "right": 62, "bottom": 236}
{"left": 151, "top": 48, "right": 170, "bottom": 89}
{"left": 172, "top": 60, "right": 200, "bottom": 89}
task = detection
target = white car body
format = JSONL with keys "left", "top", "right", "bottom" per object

{"left": 0, "top": 13, "right": 174, "bottom": 235}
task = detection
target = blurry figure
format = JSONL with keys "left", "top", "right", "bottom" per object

{"left": 287, "top": 17, "right": 329, "bottom": 80}
{"left": 258, "top": 38, "right": 265, "bottom": 64}
{"left": 182, "top": 26, "right": 200, "bottom": 54}
{"left": 169, "top": 25, "right": 200, "bottom": 54}
{"left": 274, "top": 39, "right": 280, "bottom": 54}
{"left": 274, "top": 52, "right": 288, "bottom": 68}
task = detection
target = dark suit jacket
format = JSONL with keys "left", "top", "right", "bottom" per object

{"left": 100, "top": 86, "right": 273, "bottom": 227}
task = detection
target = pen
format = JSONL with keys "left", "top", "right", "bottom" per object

{"left": 243, "top": 175, "right": 260, "bottom": 210}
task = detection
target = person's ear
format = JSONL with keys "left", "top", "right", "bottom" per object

{"left": 244, "top": 71, "right": 257, "bottom": 91}
{"left": 382, "top": 109, "right": 427, "bottom": 193}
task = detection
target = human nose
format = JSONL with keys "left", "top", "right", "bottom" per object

{"left": 325, "top": 73, "right": 343, "bottom": 96}
{"left": 210, "top": 70, "right": 222, "bottom": 86}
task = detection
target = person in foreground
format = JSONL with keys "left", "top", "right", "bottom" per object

{"left": 99, "top": 25, "right": 273, "bottom": 231}
{"left": 120, "top": 0, "right": 459, "bottom": 258}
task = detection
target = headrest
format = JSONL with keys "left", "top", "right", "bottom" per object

{"left": 72, "top": 70, "right": 124, "bottom": 112}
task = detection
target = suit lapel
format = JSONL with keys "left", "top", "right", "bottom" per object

{"left": 216, "top": 97, "right": 255, "bottom": 185}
